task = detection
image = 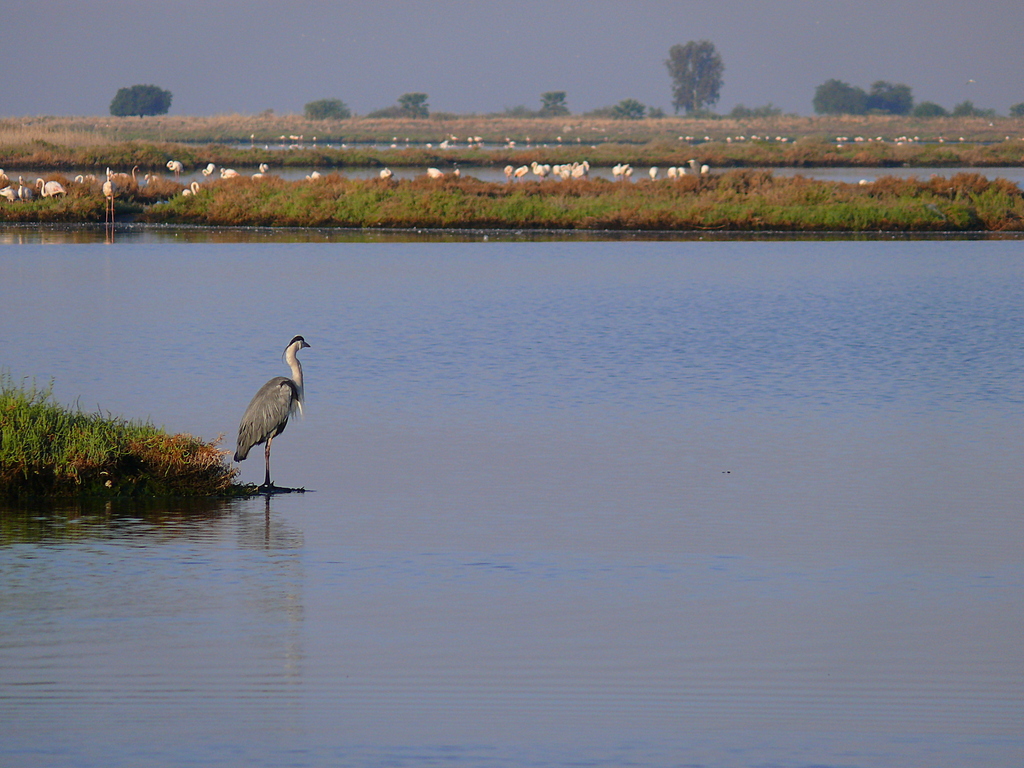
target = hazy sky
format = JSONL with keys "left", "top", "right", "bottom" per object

{"left": 4, "top": 1, "right": 1020, "bottom": 118}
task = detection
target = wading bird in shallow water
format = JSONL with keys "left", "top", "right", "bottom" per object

{"left": 235, "top": 335, "right": 311, "bottom": 491}
{"left": 102, "top": 178, "right": 117, "bottom": 223}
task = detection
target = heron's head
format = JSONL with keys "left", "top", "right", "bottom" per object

{"left": 288, "top": 335, "right": 311, "bottom": 351}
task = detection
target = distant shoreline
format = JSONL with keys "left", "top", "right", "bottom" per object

{"left": 1, "top": 113, "right": 1023, "bottom": 173}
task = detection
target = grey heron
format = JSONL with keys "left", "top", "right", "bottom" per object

{"left": 234, "top": 335, "right": 311, "bottom": 489}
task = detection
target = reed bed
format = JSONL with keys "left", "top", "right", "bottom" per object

{"left": 134, "top": 170, "right": 1024, "bottom": 232}
{"left": 0, "top": 374, "right": 238, "bottom": 498}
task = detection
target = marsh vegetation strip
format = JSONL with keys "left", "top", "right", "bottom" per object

{"left": 3, "top": 170, "right": 1024, "bottom": 231}
{"left": 139, "top": 172, "right": 1024, "bottom": 231}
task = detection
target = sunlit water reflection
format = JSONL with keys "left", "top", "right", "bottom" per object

{"left": 1, "top": 241, "right": 1022, "bottom": 768}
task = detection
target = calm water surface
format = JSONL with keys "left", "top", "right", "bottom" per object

{"left": 1, "top": 241, "right": 1022, "bottom": 768}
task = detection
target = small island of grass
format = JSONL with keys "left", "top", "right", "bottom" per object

{"left": 2, "top": 169, "right": 1023, "bottom": 232}
{"left": 0, "top": 374, "right": 243, "bottom": 499}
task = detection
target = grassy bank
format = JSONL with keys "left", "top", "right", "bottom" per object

{"left": 0, "top": 374, "right": 238, "bottom": 498}
{"left": 134, "top": 171, "right": 1024, "bottom": 232}
{"left": 3, "top": 169, "right": 1022, "bottom": 232}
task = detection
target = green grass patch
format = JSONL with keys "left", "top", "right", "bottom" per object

{"left": 4, "top": 169, "right": 1022, "bottom": 231}
{"left": 0, "top": 374, "right": 238, "bottom": 498}
{"left": 135, "top": 171, "right": 1024, "bottom": 232}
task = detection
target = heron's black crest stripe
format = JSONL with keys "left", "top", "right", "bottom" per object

{"left": 289, "top": 335, "right": 306, "bottom": 346}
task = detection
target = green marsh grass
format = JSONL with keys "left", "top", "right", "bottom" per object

{"left": 137, "top": 170, "right": 1024, "bottom": 232}
{"left": 0, "top": 374, "right": 237, "bottom": 498}
{"left": 4, "top": 167, "right": 1022, "bottom": 231}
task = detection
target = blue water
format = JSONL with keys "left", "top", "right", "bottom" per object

{"left": 1, "top": 241, "right": 1022, "bottom": 768}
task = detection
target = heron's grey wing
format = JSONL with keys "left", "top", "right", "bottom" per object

{"left": 234, "top": 377, "right": 299, "bottom": 460}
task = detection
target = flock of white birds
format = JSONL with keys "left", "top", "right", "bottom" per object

{"left": 160, "top": 157, "right": 713, "bottom": 192}
{"left": 0, "top": 169, "right": 67, "bottom": 202}
{"left": 1, "top": 148, "right": 717, "bottom": 207}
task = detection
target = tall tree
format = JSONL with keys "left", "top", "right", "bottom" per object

{"left": 539, "top": 91, "right": 569, "bottom": 116}
{"left": 665, "top": 41, "right": 724, "bottom": 114}
{"left": 397, "top": 93, "right": 429, "bottom": 118}
{"left": 109, "top": 84, "right": 172, "bottom": 117}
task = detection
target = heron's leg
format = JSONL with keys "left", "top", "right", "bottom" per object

{"left": 263, "top": 435, "right": 273, "bottom": 488}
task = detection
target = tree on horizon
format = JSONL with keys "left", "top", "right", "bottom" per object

{"left": 665, "top": 41, "right": 724, "bottom": 115}
{"left": 109, "top": 84, "right": 172, "bottom": 117}
{"left": 304, "top": 98, "right": 351, "bottom": 120}
{"left": 866, "top": 81, "right": 913, "bottom": 115}
{"left": 539, "top": 91, "right": 569, "bottom": 116}
{"left": 812, "top": 79, "right": 868, "bottom": 115}
{"left": 398, "top": 93, "right": 429, "bottom": 118}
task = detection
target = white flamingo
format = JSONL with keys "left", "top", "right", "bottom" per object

{"left": 503, "top": 165, "right": 514, "bottom": 182}
{"left": 258, "top": 163, "right": 269, "bottom": 174}
{"left": 166, "top": 160, "right": 184, "bottom": 178}
{"left": 426, "top": 168, "right": 444, "bottom": 179}
{"left": 513, "top": 165, "right": 529, "bottom": 180}
{"left": 182, "top": 181, "right": 201, "bottom": 196}
{"left": 379, "top": 168, "right": 393, "bottom": 181}
{"left": 102, "top": 178, "right": 116, "bottom": 223}
{"left": 649, "top": 167, "right": 658, "bottom": 180}
{"left": 104, "top": 167, "right": 137, "bottom": 198}
{"left": 220, "top": 168, "right": 240, "bottom": 179}
{"left": 36, "top": 178, "right": 67, "bottom": 197}
{"left": 202, "top": 163, "right": 216, "bottom": 177}
{"left": 0, "top": 186, "right": 16, "bottom": 202}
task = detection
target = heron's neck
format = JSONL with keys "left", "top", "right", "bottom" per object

{"left": 286, "top": 347, "right": 304, "bottom": 403}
